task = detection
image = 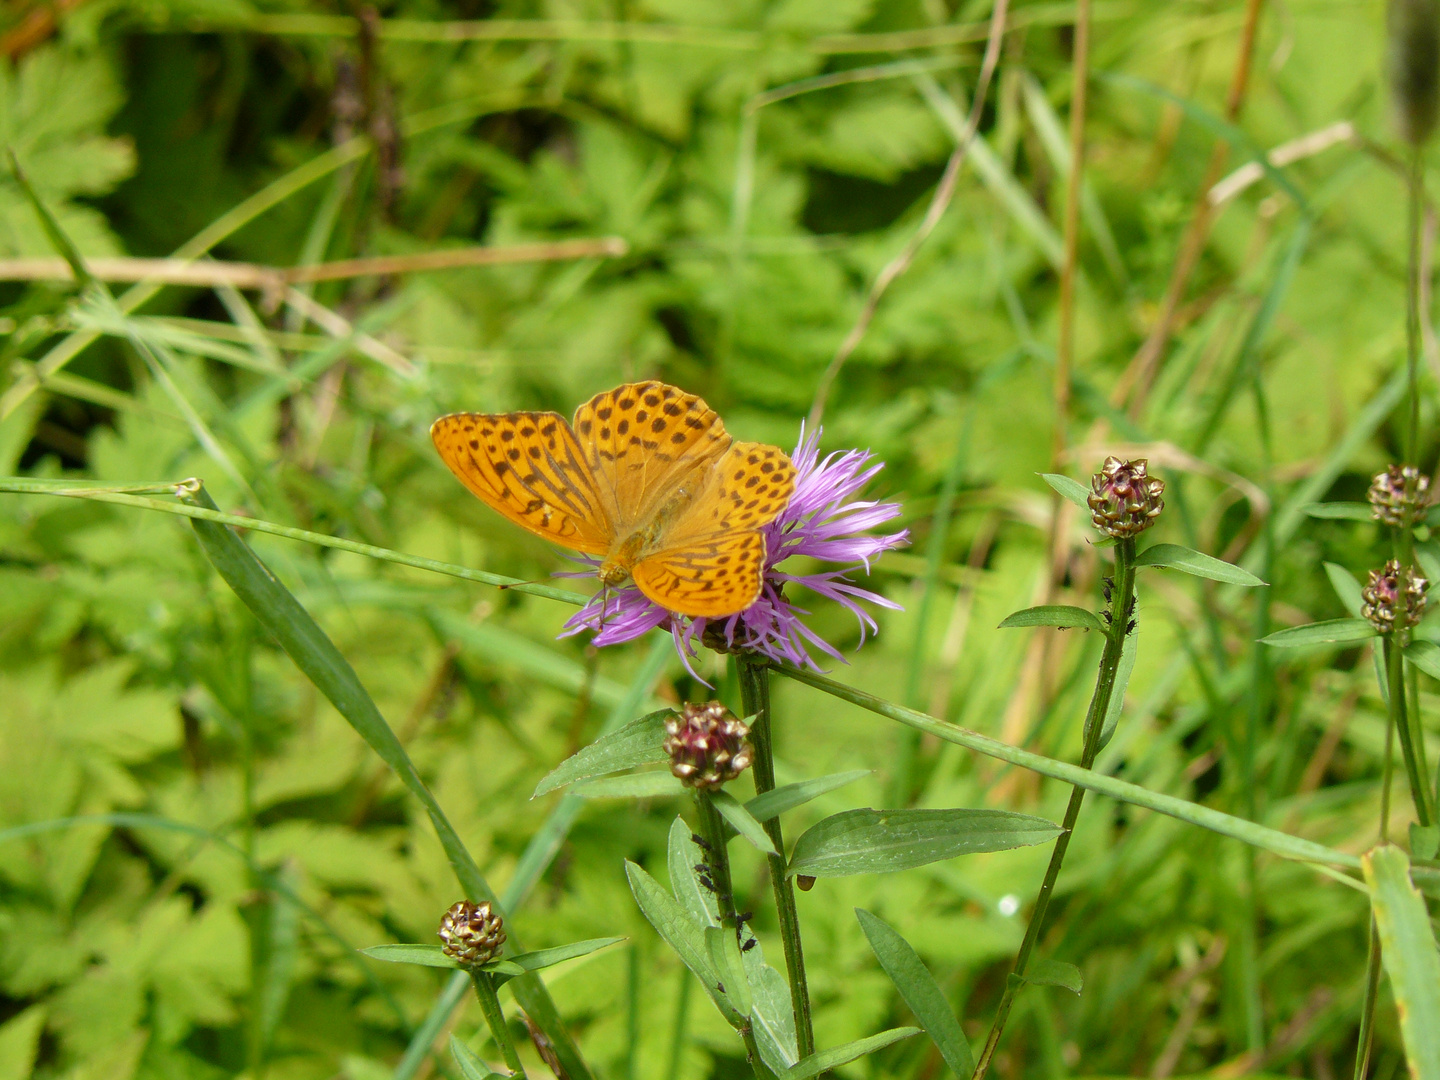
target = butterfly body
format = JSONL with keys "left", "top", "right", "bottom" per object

{"left": 431, "top": 382, "right": 797, "bottom": 618}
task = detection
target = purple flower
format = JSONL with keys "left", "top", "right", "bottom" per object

{"left": 559, "top": 425, "right": 909, "bottom": 673}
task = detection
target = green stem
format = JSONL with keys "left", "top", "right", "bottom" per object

{"left": 470, "top": 970, "right": 527, "bottom": 1078}
{"left": 1406, "top": 147, "right": 1423, "bottom": 467}
{"left": 1384, "top": 637, "right": 1432, "bottom": 826}
{"left": 666, "top": 963, "right": 693, "bottom": 1079}
{"left": 737, "top": 655, "right": 815, "bottom": 1059}
{"left": 695, "top": 788, "right": 775, "bottom": 1080}
{"left": 971, "top": 537, "right": 1136, "bottom": 1080}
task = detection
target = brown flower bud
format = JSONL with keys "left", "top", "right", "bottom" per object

{"left": 1087, "top": 457, "right": 1165, "bottom": 539}
{"left": 1390, "top": 0, "right": 1440, "bottom": 145}
{"left": 1368, "top": 464, "right": 1431, "bottom": 528}
{"left": 438, "top": 900, "right": 506, "bottom": 966}
{"left": 1361, "top": 560, "right": 1430, "bottom": 634}
{"left": 663, "top": 702, "right": 754, "bottom": 790}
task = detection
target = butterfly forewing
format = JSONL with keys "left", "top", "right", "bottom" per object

{"left": 571, "top": 381, "right": 731, "bottom": 531}
{"left": 431, "top": 411, "right": 613, "bottom": 554}
{"left": 629, "top": 441, "right": 798, "bottom": 617}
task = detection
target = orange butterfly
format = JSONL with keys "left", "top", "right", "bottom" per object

{"left": 431, "top": 381, "right": 797, "bottom": 618}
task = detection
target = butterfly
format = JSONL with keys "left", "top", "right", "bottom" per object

{"left": 431, "top": 381, "right": 797, "bottom": 618}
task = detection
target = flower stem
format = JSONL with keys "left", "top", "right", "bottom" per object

{"left": 694, "top": 787, "right": 776, "bottom": 1080}
{"left": 971, "top": 536, "right": 1136, "bottom": 1080}
{"left": 470, "top": 970, "right": 527, "bottom": 1078}
{"left": 1406, "top": 146, "right": 1423, "bottom": 467}
{"left": 1384, "top": 636, "right": 1432, "bottom": 826}
{"left": 737, "top": 654, "right": 815, "bottom": 1060}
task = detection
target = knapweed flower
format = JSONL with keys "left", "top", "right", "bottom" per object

{"left": 1368, "top": 464, "right": 1431, "bottom": 528}
{"left": 560, "top": 425, "right": 908, "bottom": 671}
{"left": 1362, "top": 560, "right": 1430, "bottom": 634}
{"left": 438, "top": 900, "right": 506, "bottom": 966}
{"left": 664, "top": 702, "right": 753, "bottom": 789}
{"left": 1088, "top": 457, "right": 1165, "bottom": 539}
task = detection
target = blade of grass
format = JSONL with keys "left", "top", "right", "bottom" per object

{"left": 178, "top": 482, "right": 595, "bottom": 1080}
{"left": 773, "top": 663, "right": 1361, "bottom": 870}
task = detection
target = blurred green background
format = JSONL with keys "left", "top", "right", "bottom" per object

{"left": 0, "top": 1, "right": 1427, "bottom": 1079}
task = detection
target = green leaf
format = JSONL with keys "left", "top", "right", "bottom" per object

{"left": 1407, "top": 641, "right": 1440, "bottom": 680}
{"left": 1410, "top": 824, "right": 1440, "bottom": 861}
{"left": 780, "top": 1028, "right": 920, "bottom": 1079}
{"left": 1024, "top": 958, "right": 1082, "bottom": 994}
{"left": 745, "top": 770, "right": 870, "bottom": 822}
{"left": 477, "top": 960, "right": 527, "bottom": 977}
{"left": 361, "top": 944, "right": 460, "bottom": 969}
{"left": 1261, "top": 619, "right": 1377, "bottom": 647}
{"left": 1040, "top": 473, "right": 1090, "bottom": 510}
{"left": 624, "top": 861, "right": 742, "bottom": 1026}
{"left": 449, "top": 1035, "right": 500, "bottom": 1080}
{"left": 571, "top": 771, "right": 685, "bottom": 800}
{"left": 668, "top": 817, "right": 720, "bottom": 928}
{"left": 998, "top": 605, "right": 1104, "bottom": 631}
{"left": 710, "top": 789, "right": 779, "bottom": 855}
{"left": 1324, "top": 562, "right": 1365, "bottom": 617}
{"left": 788, "top": 808, "right": 1061, "bottom": 878}
{"left": 855, "top": 909, "right": 973, "bottom": 1078}
{"left": 1363, "top": 846, "right": 1440, "bottom": 1080}
{"left": 1133, "top": 543, "right": 1265, "bottom": 586}
{"left": 533, "top": 708, "right": 674, "bottom": 796}
{"left": 747, "top": 770, "right": 870, "bottom": 821}
{"left": 1302, "top": 502, "right": 1374, "bottom": 521}
{"left": 508, "top": 937, "right": 626, "bottom": 973}
{"left": 706, "top": 926, "right": 751, "bottom": 1018}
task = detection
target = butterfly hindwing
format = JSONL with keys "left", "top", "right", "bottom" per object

{"left": 572, "top": 381, "right": 731, "bottom": 530}
{"left": 431, "top": 411, "right": 612, "bottom": 554}
{"left": 630, "top": 441, "right": 797, "bottom": 617}
{"left": 632, "top": 532, "right": 768, "bottom": 618}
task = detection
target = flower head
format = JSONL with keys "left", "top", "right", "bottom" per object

{"left": 438, "top": 900, "right": 506, "bottom": 966}
{"left": 561, "top": 424, "right": 908, "bottom": 672}
{"left": 1362, "top": 560, "right": 1430, "bottom": 634}
{"left": 1368, "top": 464, "right": 1431, "bottom": 528}
{"left": 1088, "top": 457, "right": 1165, "bottom": 539}
{"left": 664, "top": 702, "right": 753, "bottom": 788}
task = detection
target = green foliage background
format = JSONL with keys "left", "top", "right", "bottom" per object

{"left": 0, "top": 1, "right": 1426, "bottom": 1079}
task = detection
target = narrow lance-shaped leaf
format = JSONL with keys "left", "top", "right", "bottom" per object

{"left": 1405, "top": 641, "right": 1440, "bottom": 681}
{"left": 624, "top": 860, "right": 742, "bottom": 1026}
{"left": 780, "top": 1028, "right": 919, "bottom": 1080}
{"left": 1324, "top": 561, "right": 1364, "bottom": 617}
{"left": 746, "top": 770, "right": 870, "bottom": 823}
{"left": 1302, "top": 502, "right": 1374, "bottom": 521}
{"left": 1261, "top": 619, "right": 1377, "bottom": 647}
{"left": 179, "top": 486, "right": 593, "bottom": 1080}
{"left": 571, "top": 771, "right": 685, "bottom": 800}
{"left": 998, "top": 606, "right": 1105, "bottom": 632}
{"left": 711, "top": 789, "right": 779, "bottom": 855}
{"left": 1134, "top": 543, "right": 1265, "bottom": 586}
{"left": 1363, "top": 846, "right": 1440, "bottom": 1080}
{"left": 788, "top": 808, "right": 1061, "bottom": 879}
{"left": 449, "top": 1035, "right": 500, "bottom": 1080}
{"left": 855, "top": 909, "right": 974, "bottom": 1078}
{"left": 1041, "top": 472, "right": 1091, "bottom": 510}
{"left": 1024, "top": 958, "right": 1082, "bottom": 994}
{"left": 533, "top": 708, "right": 674, "bottom": 796}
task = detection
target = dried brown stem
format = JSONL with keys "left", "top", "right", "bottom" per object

{"left": 806, "top": 0, "right": 1009, "bottom": 429}
{"left": 1118, "top": 0, "right": 1266, "bottom": 415}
